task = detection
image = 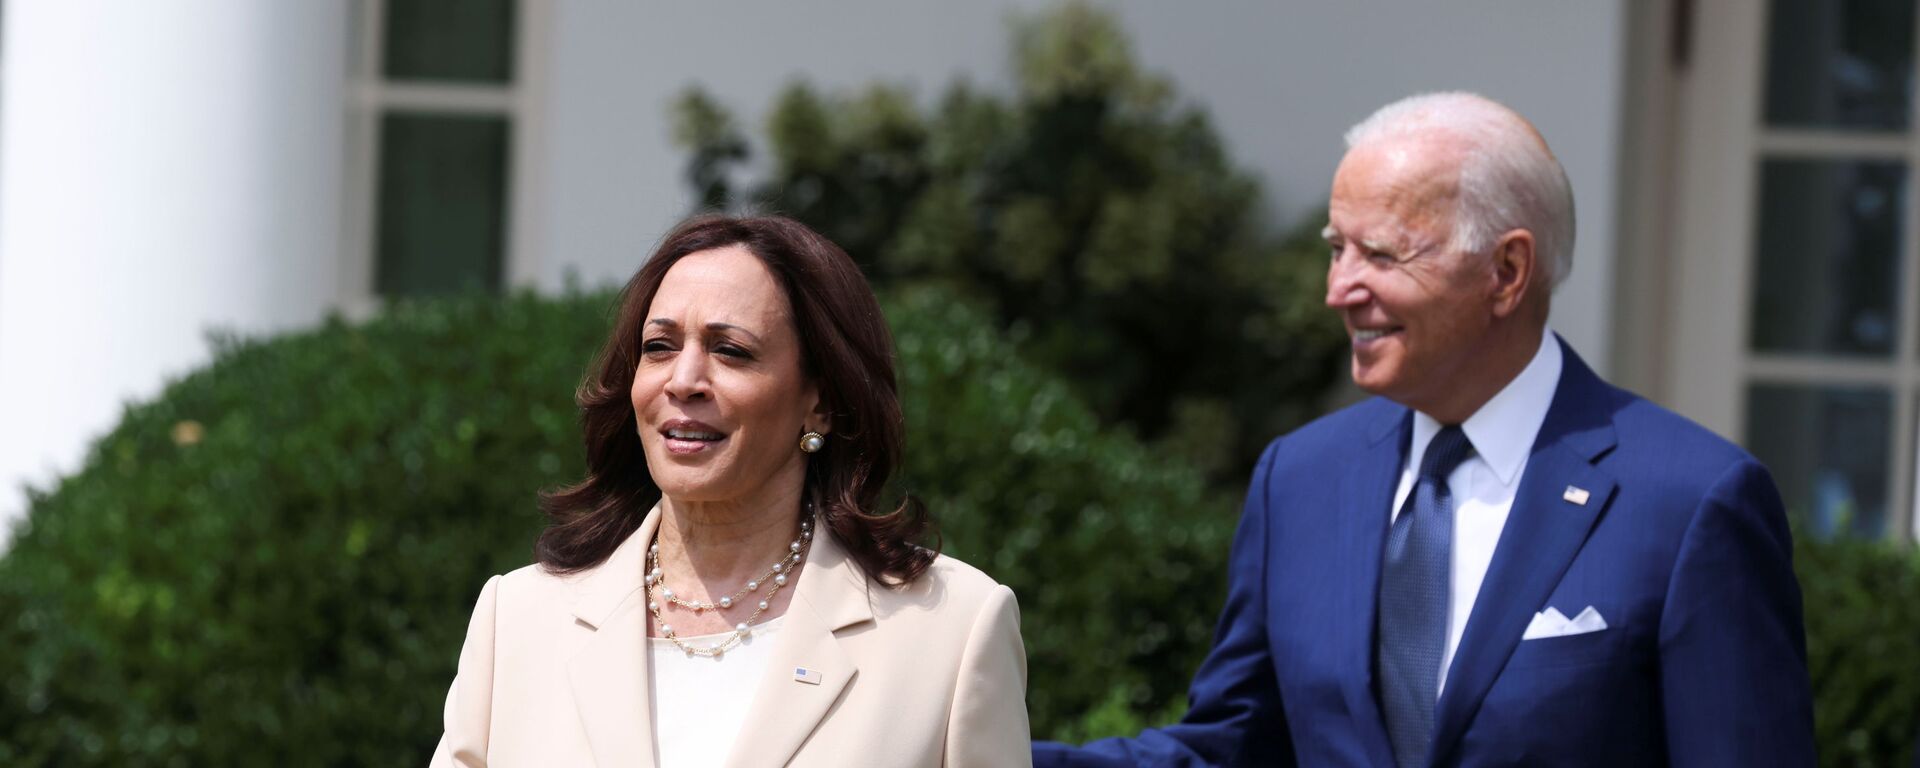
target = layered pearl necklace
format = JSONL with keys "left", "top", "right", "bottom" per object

{"left": 645, "top": 514, "right": 813, "bottom": 658}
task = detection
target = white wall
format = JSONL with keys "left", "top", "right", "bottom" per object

{"left": 539, "top": 0, "right": 1625, "bottom": 366}
{"left": 538, "top": 0, "right": 1043, "bottom": 287}
{"left": 0, "top": 2, "right": 351, "bottom": 533}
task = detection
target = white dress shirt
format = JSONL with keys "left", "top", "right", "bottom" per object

{"left": 648, "top": 616, "right": 786, "bottom": 767}
{"left": 1390, "top": 331, "right": 1562, "bottom": 695}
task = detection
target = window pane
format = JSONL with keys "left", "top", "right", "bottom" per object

{"left": 1750, "top": 159, "right": 1904, "bottom": 356}
{"left": 383, "top": 0, "right": 516, "bottom": 83}
{"left": 375, "top": 113, "right": 510, "bottom": 298}
{"left": 1910, "top": 393, "right": 1920, "bottom": 540}
{"left": 1746, "top": 383, "right": 1891, "bottom": 536}
{"left": 1764, "top": 0, "right": 1915, "bottom": 130}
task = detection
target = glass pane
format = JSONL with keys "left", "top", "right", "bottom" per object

{"left": 1911, "top": 393, "right": 1920, "bottom": 540}
{"left": 1764, "top": 0, "right": 1915, "bottom": 130}
{"left": 1750, "top": 159, "right": 1904, "bottom": 356}
{"left": 383, "top": 0, "right": 516, "bottom": 83}
{"left": 1746, "top": 383, "right": 1891, "bottom": 536}
{"left": 375, "top": 113, "right": 510, "bottom": 298}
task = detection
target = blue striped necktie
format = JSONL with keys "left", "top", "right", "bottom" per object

{"left": 1378, "top": 425, "right": 1474, "bottom": 768}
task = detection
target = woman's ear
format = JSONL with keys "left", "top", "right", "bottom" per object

{"left": 804, "top": 385, "right": 832, "bottom": 436}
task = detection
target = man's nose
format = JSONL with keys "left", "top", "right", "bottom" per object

{"left": 1325, "top": 248, "right": 1369, "bottom": 308}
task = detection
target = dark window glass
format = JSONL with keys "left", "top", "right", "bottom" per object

{"left": 383, "top": 0, "right": 516, "bottom": 83}
{"left": 375, "top": 113, "right": 510, "bottom": 298}
{"left": 1764, "top": 0, "right": 1915, "bottom": 130}
{"left": 1746, "top": 383, "right": 1891, "bottom": 536}
{"left": 1750, "top": 159, "right": 1904, "bottom": 356}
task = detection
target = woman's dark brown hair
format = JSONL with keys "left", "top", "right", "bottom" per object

{"left": 536, "top": 214, "right": 937, "bottom": 583}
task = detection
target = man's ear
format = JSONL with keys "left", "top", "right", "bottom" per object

{"left": 1489, "top": 229, "right": 1537, "bottom": 319}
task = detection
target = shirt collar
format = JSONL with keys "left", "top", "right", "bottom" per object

{"left": 1408, "top": 331, "right": 1563, "bottom": 486}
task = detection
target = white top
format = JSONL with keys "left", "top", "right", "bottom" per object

{"left": 648, "top": 616, "right": 786, "bottom": 768}
{"left": 1390, "top": 331, "right": 1562, "bottom": 695}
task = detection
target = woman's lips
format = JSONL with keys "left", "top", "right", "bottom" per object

{"left": 660, "top": 420, "right": 727, "bottom": 455}
{"left": 663, "top": 435, "right": 723, "bottom": 455}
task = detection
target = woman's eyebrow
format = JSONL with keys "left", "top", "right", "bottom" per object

{"left": 648, "top": 317, "right": 762, "bottom": 345}
{"left": 705, "top": 322, "right": 762, "bottom": 345}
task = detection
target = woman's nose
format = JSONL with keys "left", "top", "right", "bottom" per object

{"left": 663, "top": 347, "right": 709, "bottom": 401}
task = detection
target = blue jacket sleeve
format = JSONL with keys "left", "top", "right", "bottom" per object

{"left": 1657, "top": 458, "right": 1814, "bottom": 765}
{"left": 1033, "top": 440, "right": 1294, "bottom": 767}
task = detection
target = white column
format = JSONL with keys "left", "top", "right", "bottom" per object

{"left": 0, "top": 1, "right": 352, "bottom": 538}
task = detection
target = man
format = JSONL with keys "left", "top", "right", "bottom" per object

{"left": 1035, "top": 93, "right": 1814, "bottom": 766}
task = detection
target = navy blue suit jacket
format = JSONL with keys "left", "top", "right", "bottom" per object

{"left": 1036, "top": 340, "right": 1814, "bottom": 766}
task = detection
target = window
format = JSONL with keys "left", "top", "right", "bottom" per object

{"left": 345, "top": 0, "right": 544, "bottom": 303}
{"left": 1668, "top": 0, "right": 1920, "bottom": 539}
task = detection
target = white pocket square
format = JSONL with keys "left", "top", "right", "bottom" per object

{"left": 1522, "top": 605, "right": 1608, "bottom": 640}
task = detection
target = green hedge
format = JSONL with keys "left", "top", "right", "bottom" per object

{"left": 0, "top": 293, "right": 592, "bottom": 766}
{"left": 1796, "top": 531, "right": 1920, "bottom": 767}
{"left": 4, "top": 288, "right": 1918, "bottom": 765}
{"left": 886, "top": 286, "right": 1235, "bottom": 734}
{"left": 0, "top": 288, "right": 1235, "bottom": 764}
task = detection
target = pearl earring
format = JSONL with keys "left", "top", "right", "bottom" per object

{"left": 800, "top": 431, "right": 826, "bottom": 453}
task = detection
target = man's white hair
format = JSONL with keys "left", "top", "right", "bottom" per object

{"left": 1343, "top": 92, "right": 1577, "bottom": 288}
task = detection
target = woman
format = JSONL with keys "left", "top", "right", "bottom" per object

{"left": 429, "top": 215, "right": 1030, "bottom": 767}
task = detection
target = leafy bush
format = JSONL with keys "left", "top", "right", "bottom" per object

{"left": 886, "top": 287, "right": 1235, "bottom": 735}
{"left": 675, "top": 1, "right": 1345, "bottom": 479}
{"left": 1795, "top": 531, "right": 1920, "bottom": 767}
{"left": 4, "top": 294, "right": 1916, "bottom": 766}
{"left": 0, "top": 287, "right": 1236, "bottom": 764}
{"left": 0, "top": 293, "right": 596, "bottom": 766}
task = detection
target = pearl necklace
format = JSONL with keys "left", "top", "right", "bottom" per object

{"left": 645, "top": 515, "right": 813, "bottom": 658}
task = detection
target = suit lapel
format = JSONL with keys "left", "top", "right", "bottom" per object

{"left": 723, "top": 518, "right": 871, "bottom": 768}
{"left": 1337, "top": 405, "right": 1410, "bottom": 768}
{"left": 1430, "top": 342, "right": 1619, "bottom": 764}
{"left": 568, "top": 506, "right": 662, "bottom": 768}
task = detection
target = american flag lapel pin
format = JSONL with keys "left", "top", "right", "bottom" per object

{"left": 793, "top": 666, "right": 823, "bottom": 685}
{"left": 1562, "top": 486, "right": 1591, "bottom": 506}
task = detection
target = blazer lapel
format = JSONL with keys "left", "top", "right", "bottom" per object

{"left": 1430, "top": 343, "right": 1619, "bottom": 765}
{"left": 568, "top": 506, "right": 662, "bottom": 768}
{"left": 1337, "top": 404, "right": 1410, "bottom": 768}
{"left": 723, "top": 518, "right": 871, "bottom": 768}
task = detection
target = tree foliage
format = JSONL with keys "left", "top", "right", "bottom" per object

{"left": 675, "top": 2, "right": 1346, "bottom": 478}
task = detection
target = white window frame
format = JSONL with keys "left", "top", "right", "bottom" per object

{"left": 340, "top": 0, "right": 550, "bottom": 317}
{"left": 1665, "top": 0, "right": 1920, "bottom": 541}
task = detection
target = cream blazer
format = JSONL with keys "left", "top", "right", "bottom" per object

{"left": 429, "top": 507, "right": 1031, "bottom": 767}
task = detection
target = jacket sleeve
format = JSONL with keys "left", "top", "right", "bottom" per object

{"left": 1034, "top": 439, "right": 1293, "bottom": 767}
{"left": 946, "top": 584, "right": 1034, "bottom": 767}
{"left": 1657, "top": 458, "right": 1814, "bottom": 765}
{"left": 429, "top": 575, "right": 502, "bottom": 768}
